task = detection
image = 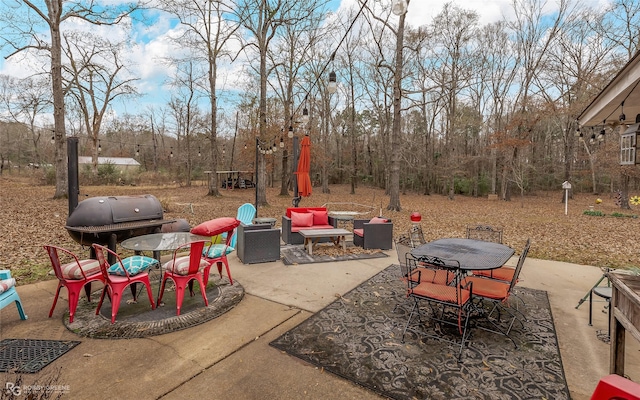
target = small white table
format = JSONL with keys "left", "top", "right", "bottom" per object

{"left": 299, "top": 228, "right": 351, "bottom": 256}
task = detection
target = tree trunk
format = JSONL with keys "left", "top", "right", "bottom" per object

{"left": 386, "top": 7, "right": 406, "bottom": 212}
{"left": 50, "top": 1, "right": 67, "bottom": 199}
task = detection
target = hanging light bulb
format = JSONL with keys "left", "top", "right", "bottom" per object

{"left": 50, "top": 134, "right": 55, "bottom": 144}
{"left": 328, "top": 71, "right": 337, "bottom": 94}
{"left": 288, "top": 125, "right": 294, "bottom": 138}
{"left": 170, "top": 147, "right": 174, "bottom": 158}
{"left": 98, "top": 140, "right": 102, "bottom": 153}
{"left": 574, "top": 127, "right": 581, "bottom": 137}
{"left": 619, "top": 101, "right": 626, "bottom": 122}
{"left": 301, "top": 107, "right": 310, "bottom": 124}
{"left": 272, "top": 142, "right": 277, "bottom": 152}
{"left": 136, "top": 145, "right": 140, "bottom": 157}
{"left": 198, "top": 147, "right": 201, "bottom": 157}
{"left": 598, "top": 127, "right": 605, "bottom": 142}
{"left": 244, "top": 143, "right": 247, "bottom": 150}
{"left": 589, "top": 133, "right": 596, "bottom": 144}
{"left": 391, "top": 0, "right": 408, "bottom": 16}
{"left": 280, "top": 137, "right": 284, "bottom": 148}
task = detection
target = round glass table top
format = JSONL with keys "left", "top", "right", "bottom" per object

{"left": 121, "top": 232, "right": 210, "bottom": 252}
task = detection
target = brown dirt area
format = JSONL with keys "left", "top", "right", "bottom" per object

{"left": 1, "top": 175, "right": 639, "bottom": 285}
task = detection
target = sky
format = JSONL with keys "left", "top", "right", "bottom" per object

{"left": 0, "top": 0, "right": 612, "bottom": 127}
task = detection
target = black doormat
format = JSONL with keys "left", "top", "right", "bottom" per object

{"left": 0, "top": 339, "right": 80, "bottom": 373}
{"left": 281, "top": 245, "right": 389, "bottom": 265}
{"left": 270, "top": 265, "right": 570, "bottom": 400}
{"left": 65, "top": 274, "right": 244, "bottom": 339}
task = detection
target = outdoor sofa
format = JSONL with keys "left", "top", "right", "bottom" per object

{"left": 281, "top": 207, "right": 337, "bottom": 245}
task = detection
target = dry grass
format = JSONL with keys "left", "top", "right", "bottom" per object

{"left": 1, "top": 174, "right": 639, "bottom": 284}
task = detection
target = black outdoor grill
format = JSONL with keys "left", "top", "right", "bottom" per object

{"left": 64, "top": 138, "right": 183, "bottom": 261}
{"left": 65, "top": 195, "right": 173, "bottom": 249}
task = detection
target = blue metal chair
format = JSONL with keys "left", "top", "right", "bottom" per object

{"left": 0, "top": 270, "right": 27, "bottom": 320}
{"left": 230, "top": 203, "right": 256, "bottom": 248}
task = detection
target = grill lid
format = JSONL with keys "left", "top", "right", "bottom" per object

{"left": 66, "top": 195, "right": 163, "bottom": 227}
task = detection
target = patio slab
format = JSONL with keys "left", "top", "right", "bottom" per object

{"left": 0, "top": 252, "right": 638, "bottom": 399}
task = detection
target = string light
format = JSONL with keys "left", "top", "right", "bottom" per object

{"left": 98, "top": 140, "right": 102, "bottom": 153}
{"left": 280, "top": 137, "right": 284, "bottom": 148}
{"left": 135, "top": 145, "right": 140, "bottom": 156}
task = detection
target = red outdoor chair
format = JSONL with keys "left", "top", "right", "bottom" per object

{"left": 92, "top": 244, "right": 156, "bottom": 324}
{"left": 157, "top": 240, "right": 210, "bottom": 315}
{"left": 191, "top": 217, "right": 241, "bottom": 286}
{"left": 44, "top": 245, "right": 104, "bottom": 323}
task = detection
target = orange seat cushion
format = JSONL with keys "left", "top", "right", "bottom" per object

{"left": 462, "top": 276, "right": 509, "bottom": 299}
{"left": 409, "top": 267, "right": 453, "bottom": 286}
{"left": 472, "top": 266, "right": 515, "bottom": 282}
{"left": 410, "top": 281, "right": 470, "bottom": 305}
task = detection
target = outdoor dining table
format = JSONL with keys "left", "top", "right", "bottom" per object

{"left": 121, "top": 232, "right": 211, "bottom": 299}
{"left": 411, "top": 238, "right": 515, "bottom": 271}
{"left": 121, "top": 232, "right": 210, "bottom": 264}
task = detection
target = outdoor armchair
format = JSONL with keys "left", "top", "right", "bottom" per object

{"left": 353, "top": 217, "right": 393, "bottom": 250}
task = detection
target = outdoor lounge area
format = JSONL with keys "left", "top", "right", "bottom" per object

{"left": 1, "top": 238, "right": 639, "bottom": 399}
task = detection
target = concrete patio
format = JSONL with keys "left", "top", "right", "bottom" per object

{"left": 1, "top": 250, "right": 638, "bottom": 399}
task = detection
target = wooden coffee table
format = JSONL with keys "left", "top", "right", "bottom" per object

{"left": 299, "top": 228, "right": 351, "bottom": 256}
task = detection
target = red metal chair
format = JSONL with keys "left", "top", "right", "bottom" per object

{"left": 157, "top": 240, "right": 210, "bottom": 315}
{"left": 44, "top": 245, "right": 104, "bottom": 323}
{"left": 92, "top": 244, "right": 156, "bottom": 324}
{"left": 190, "top": 217, "right": 241, "bottom": 285}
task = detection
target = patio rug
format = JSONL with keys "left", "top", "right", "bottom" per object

{"left": 281, "top": 245, "right": 388, "bottom": 265}
{"left": 269, "top": 264, "right": 570, "bottom": 400}
{"left": 0, "top": 339, "right": 80, "bottom": 373}
{"left": 65, "top": 274, "right": 243, "bottom": 339}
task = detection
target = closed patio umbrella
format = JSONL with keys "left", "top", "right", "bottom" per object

{"left": 295, "top": 135, "right": 312, "bottom": 198}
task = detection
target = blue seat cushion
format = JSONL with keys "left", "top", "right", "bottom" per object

{"left": 108, "top": 256, "right": 158, "bottom": 276}
{"left": 203, "top": 244, "right": 234, "bottom": 259}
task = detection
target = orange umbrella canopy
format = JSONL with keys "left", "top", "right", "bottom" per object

{"left": 295, "top": 135, "right": 312, "bottom": 197}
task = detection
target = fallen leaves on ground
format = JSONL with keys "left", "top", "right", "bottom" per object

{"left": 1, "top": 174, "right": 638, "bottom": 284}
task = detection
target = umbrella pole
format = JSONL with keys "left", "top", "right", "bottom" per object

{"left": 292, "top": 135, "right": 301, "bottom": 207}
{"left": 255, "top": 137, "right": 259, "bottom": 217}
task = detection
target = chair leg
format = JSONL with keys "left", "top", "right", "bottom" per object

{"left": 83, "top": 282, "right": 92, "bottom": 302}
{"left": 49, "top": 283, "right": 63, "bottom": 318}
{"left": 174, "top": 281, "right": 186, "bottom": 316}
{"left": 108, "top": 287, "right": 123, "bottom": 324}
{"left": 67, "top": 288, "right": 80, "bottom": 323}
{"left": 96, "top": 286, "right": 108, "bottom": 316}
{"left": 401, "top": 300, "right": 419, "bottom": 342}
{"left": 157, "top": 276, "right": 169, "bottom": 304}
{"left": 143, "top": 281, "right": 156, "bottom": 310}
{"left": 14, "top": 297, "right": 27, "bottom": 320}
{"left": 197, "top": 275, "right": 208, "bottom": 307}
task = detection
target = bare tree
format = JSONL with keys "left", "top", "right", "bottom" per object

{"left": 0, "top": 75, "right": 52, "bottom": 164}
{"left": 235, "top": 0, "right": 306, "bottom": 208}
{"left": 0, "top": 0, "right": 139, "bottom": 199}
{"left": 63, "top": 32, "right": 138, "bottom": 173}
{"left": 158, "top": 0, "right": 242, "bottom": 196}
